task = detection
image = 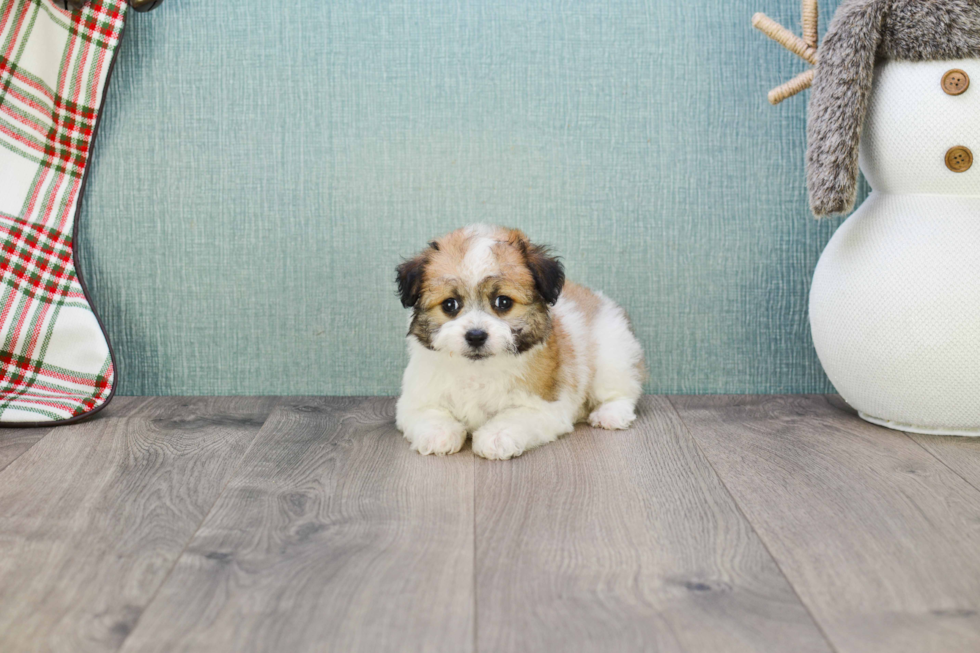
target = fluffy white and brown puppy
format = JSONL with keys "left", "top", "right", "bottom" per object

{"left": 395, "top": 225, "right": 645, "bottom": 460}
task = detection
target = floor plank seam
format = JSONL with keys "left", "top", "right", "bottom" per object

{"left": 114, "top": 403, "right": 280, "bottom": 652}
{"left": 472, "top": 451, "right": 478, "bottom": 653}
{"left": 665, "top": 396, "right": 843, "bottom": 653}
{"left": 904, "top": 431, "right": 980, "bottom": 496}
{"left": 821, "top": 394, "right": 980, "bottom": 496}
{"left": 0, "top": 429, "right": 54, "bottom": 475}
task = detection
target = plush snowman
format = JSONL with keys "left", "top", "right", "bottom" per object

{"left": 758, "top": 0, "right": 980, "bottom": 435}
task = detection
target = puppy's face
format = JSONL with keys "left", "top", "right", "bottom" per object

{"left": 396, "top": 225, "right": 564, "bottom": 360}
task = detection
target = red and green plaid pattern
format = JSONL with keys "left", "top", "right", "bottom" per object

{"left": 0, "top": 0, "right": 125, "bottom": 424}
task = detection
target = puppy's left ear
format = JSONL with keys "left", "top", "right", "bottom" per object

{"left": 395, "top": 254, "right": 427, "bottom": 308}
{"left": 524, "top": 242, "right": 565, "bottom": 305}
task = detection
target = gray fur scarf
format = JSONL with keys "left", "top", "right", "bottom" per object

{"left": 808, "top": 0, "right": 980, "bottom": 216}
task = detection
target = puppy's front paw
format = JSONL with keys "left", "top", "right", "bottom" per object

{"left": 588, "top": 399, "right": 636, "bottom": 430}
{"left": 472, "top": 423, "right": 527, "bottom": 460}
{"left": 402, "top": 419, "right": 467, "bottom": 456}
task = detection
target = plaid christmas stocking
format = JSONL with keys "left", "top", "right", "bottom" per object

{"left": 0, "top": 0, "right": 126, "bottom": 425}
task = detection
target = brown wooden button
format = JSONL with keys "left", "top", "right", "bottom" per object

{"left": 942, "top": 69, "right": 970, "bottom": 95}
{"left": 946, "top": 146, "right": 973, "bottom": 172}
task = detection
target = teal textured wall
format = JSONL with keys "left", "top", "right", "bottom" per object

{"left": 79, "top": 0, "right": 855, "bottom": 396}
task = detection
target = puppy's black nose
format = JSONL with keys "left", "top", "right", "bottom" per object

{"left": 465, "top": 329, "right": 488, "bottom": 348}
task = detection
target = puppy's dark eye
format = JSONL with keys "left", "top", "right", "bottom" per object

{"left": 493, "top": 296, "right": 513, "bottom": 312}
{"left": 441, "top": 298, "right": 460, "bottom": 315}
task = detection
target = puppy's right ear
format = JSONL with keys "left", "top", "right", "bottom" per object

{"left": 396, "top": 254, "right": 428, "bottom": 308}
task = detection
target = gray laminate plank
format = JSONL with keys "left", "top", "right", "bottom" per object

{"left": 103, "top": 396, "right": 273, "bottom": 419}
{"left": 671, "top": 394, "right": 980, "bottom": 653}
{"left": 119, "top": 397, "right": 474, "bottom": 653}
{"left": 0, "top": 397, "right": 144, "bottom": 472}
{"left": 475, "top": 396, "right": 832, "bottom": 653}
{"left": 827, "top": 394, "right": 980, "bottom": 494}
{"left": 0, "top": 396, "right": 276, "bottom": 653}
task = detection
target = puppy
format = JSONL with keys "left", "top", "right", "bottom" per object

{"left": 395, "top": 225, "right": 645, "bottom": 460}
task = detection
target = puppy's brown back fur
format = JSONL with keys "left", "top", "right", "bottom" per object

{"left": 516, "top": 281, "right": 601, "bottom": 402}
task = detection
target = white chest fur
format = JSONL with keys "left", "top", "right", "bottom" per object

{"left": 399, "top": 340, "right": 539, "bottom": 431}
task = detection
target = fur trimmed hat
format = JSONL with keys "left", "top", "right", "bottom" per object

{"left": 807, "top": 0, "right": 980, "bottom": 216}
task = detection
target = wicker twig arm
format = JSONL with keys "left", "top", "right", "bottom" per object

{"left": 753, "top": 0, "right": 820, "bottom": 105}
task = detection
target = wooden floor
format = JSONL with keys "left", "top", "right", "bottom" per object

{"left": 2, "top": 396, "right": 979, "bottom": 653}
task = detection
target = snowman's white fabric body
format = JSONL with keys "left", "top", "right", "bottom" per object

{"left": 810, "top": 58, "right": 980, "bottom": 434}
